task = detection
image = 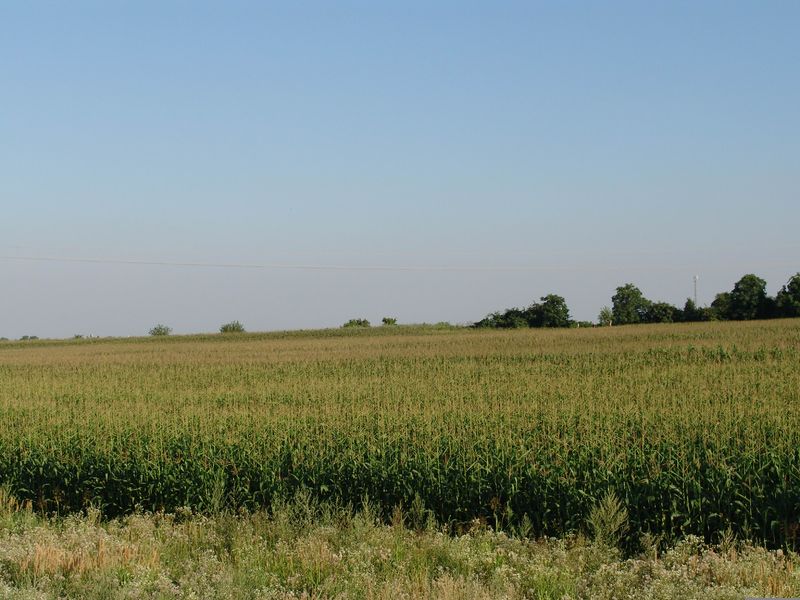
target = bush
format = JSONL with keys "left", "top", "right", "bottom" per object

{"left": 149, "top": 324, "right": 172, "bottom": 337}
{"left": 598, "top": 306, "right": 613, "bottom": 326}
{"left": 220, "top": 321, "right": 246, "bottom": 333}
{"left": 342, "top": 318, "right": 370, "bottom": 328}
{"left": 381, "top": 317, "right": 398, "bottom": 326}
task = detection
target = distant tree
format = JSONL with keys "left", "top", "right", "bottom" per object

{"left": 711, "top": 292, "right": 732, "bottom": 320}
{"left": 521, "top": 304, "right": 542, "bottom": 326}
{"left": 537, "top": 294, "right": 571, "bottom": 328}
{"left": 149, "top": 324, "right": 172, "bottom": 336}
{"left": 776, "top": 273, "right": 800, "bottom": 317}
{"left": 760, "top": 295, "right": 779, "bottom": 320}
{"left": 644, "top": 301, "right": 680, "bottom": 323}
{"left": 500, "top": 309, "right": 528, "bottom": 329}
{"left": 381, "top": 317, "right": 398, "bottom": 326}
{"left": 220, "top": 321, "right": 245, "bottom": 333}
{"left": 682, "top": 298, "right": 702, "bottom": 322}
{"left": 611, "top": 284, "right": 651, "bottom": 325}
{"left": 474, "top": 309, "right": 526, "bottom": 329}
{"left": 19, "top": 335, "right": 39, "bottom": 341}
{"left": 473, "top": 314, "right": 496, "bottom": 328}
{"left": 477, "top": 294, "right": 573, "bottom": 329}
{"left": 598, "top": 306, "right": 613, "bottom": 326}
{"left": 342, "top": 318, "right": 370, "bottom": 328}
{"left": 729, "top": 274, "right": 768, "bottom": 320}
{"left": 474, "top": 312, "right": 499, "bottom": 328}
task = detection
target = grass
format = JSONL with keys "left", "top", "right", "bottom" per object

{"left": 0, "top": 489, "right": 798, "bottom": 599}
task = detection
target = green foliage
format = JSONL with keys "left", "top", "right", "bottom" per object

{"left": 475, "top": 294, "right": 571, "bottom": 328}
{"left": 588, "top": 491, "right": 629, "bottom": 549}
{"left": 711, "top": 292, "right": 732, "bottom": 320}
{"left": 0, "top": 495, "right": 796, "bottom": 599}
{"left": 148, "top": 324, "right": 172, "bottom": 337}
{"left": 475, "top": 309, "right": 528, "bottom": 329}
{"left": 528, "top": 294, "right": 571, "bottom": 328}
{"left": 342, "top": 318, "right": 370, "bottom": 328}
{"left": 729, "top": 274, "right": 769, "bottom": 320}
{"left": 611, "top": 284, "right": 651, "bottom": 325}
{"left": 776, "top": 273, "right": 800, "bottom": 318}
{"left": 220, "top": 321, "right": 245, "bottom": 333}
{"left": 381, "top": 317, "right": 398, "bottom": 326}
{"left": 682, "top": 298, "right": 705, "bottom": 322}
{"left": 478, "top": 271, "right": 800, "bottom": 330}
{"left": 644, "top": 301, "right": 680, "bottom": 323}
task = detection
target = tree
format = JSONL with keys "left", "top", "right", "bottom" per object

{"left": 475, "top": 294, "right": 571, "bottom": 329}
{"left": 598, "top": 306, "right": 613, "bottom": 326}
{"left": 776, "top": 273, "right": 800, "bottom": 318}
{"left": 644, "top": 302, "right": 679, "bottom": 323}
{"left": 537, "top": 294, "right": 571, "bottom": 328}
{"left": 611, "top": 284, "right": 651, "bottom": 325}
{"left": 682, "top": 298, "right": 701, "bottom": 322}
{"left": 498, "top": 309, "right": 528, "bottom": 329}
{"left": 381, "top": 317, "right": 398, "bottom": 326}
{"left": 711, "top": 292, "right": 732, "bottom": 320}
{"left": 149, "top": 324, "right": 172, "bottom": 336}
{"left": 342, "top": 318, "right": 370, "bottom": 328}
{"left": 220, "top": 321, "right": 245, "bottom": 333}
{"left": 728, "top": 274, "right": 768, "bottom": 320}
{"left": 521, "top": 304, "right": 542, "bottom": 326}
{"left": 474, "top": 309, "right": 527, "bottom": 329}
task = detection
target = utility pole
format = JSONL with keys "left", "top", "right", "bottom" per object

{"left": 693, "top": 275, "right": 699, "bottom": 305}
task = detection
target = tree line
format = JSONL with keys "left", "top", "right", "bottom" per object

{"left": 475, "top": 272, "right": 800, "bottom": 328}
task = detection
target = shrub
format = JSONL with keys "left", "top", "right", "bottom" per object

{"left": 381, "top": 317, "right": 398, "bottom": 326}
{"left": 149, "top": 324, "right": 172, "bottom": 337}
{"left": 220, "top": 321, "right": 246, "bottom": 333}
{"left": 342, "top": 319, "right": 370, "bottom": 328}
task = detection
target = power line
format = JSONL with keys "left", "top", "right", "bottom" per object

{"left": 0, "top": 254, "right": 796, "bottom": 273}
{"left": 0, "top": 254, "right": 579, "bottom": 272}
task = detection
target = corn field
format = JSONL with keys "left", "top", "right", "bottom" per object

{"left": 0, "top": 321, "right": 798, "bottom": 547}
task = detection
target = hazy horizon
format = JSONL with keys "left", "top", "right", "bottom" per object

{"left": 2, "top": 2, "right": 798, "bottom": 339}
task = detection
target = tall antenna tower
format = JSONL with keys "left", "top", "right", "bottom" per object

{"left": 693, "top": 275, "right": 699, "bottom": 305}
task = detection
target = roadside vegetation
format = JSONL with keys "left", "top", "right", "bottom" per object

{"left": 1, "top": 488, "right": 798, "bottom": 599}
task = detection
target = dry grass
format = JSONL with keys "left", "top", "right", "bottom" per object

{"left": 0, "top": 492, "right": 798, "bottom": 599}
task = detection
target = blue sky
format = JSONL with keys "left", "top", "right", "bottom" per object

{"left": 1, "top": 2, "right": 798, "bottom": 337}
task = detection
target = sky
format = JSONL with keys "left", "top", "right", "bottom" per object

{"left": 1, "top": 1, "right": 799, "bottom": 338}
